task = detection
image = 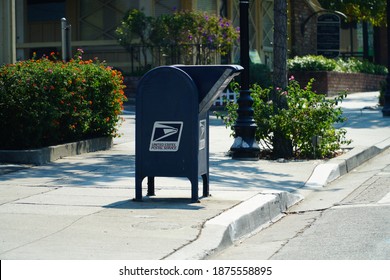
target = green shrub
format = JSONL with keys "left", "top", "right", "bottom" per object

{"left": 250, "top": 63, "right": 272, "bottom": 88}
{"left": 335, "top": 57, "right": 388, "bottom": 75}
{"left": 234, "top": 63, "right": 272, "bottom": 89}
{"left": 288, "top": 55, "right": 388, "bottom": 75}
{"left": 217, "top": 77, "right": 351, "bottom": 159}
{"left": 287, "top": 55, "right": 337, "bottom": 72}
{"left": 0, "top": 50, "right": 127, "bottom": 149}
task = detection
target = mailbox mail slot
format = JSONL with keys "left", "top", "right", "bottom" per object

{"left": 135, "top": 65, "right": 242, "bottom": 202}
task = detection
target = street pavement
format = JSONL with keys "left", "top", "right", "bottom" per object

{"left": 0, "top": 91, "right": 389, "bottom": 260}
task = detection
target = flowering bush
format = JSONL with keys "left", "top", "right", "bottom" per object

{"left": 217, "top": 77, "right": 351, "bottom": 159}
{"left": 116, "top": 9, "right": 239, "bottom": 65}
{"left": 0, "top": 51, "right": 127, "bottom": 149}
{"left": 154, "top": 10, "right": 239, "bottom": 59}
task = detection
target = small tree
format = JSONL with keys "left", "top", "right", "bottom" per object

{"left": 318, "top": 0, "right": 387, "bottom": 26}
{"left": 116, "top": 9, "right": 153, "bottom": 46}
{"left": 273, "top": 0, "right": 293, "bottom": 158}
{"left": 116, "top": 9, "right": 154, "bottom": 71}
{"left": 318, "top": 0, "right": 387, "bottom": 60}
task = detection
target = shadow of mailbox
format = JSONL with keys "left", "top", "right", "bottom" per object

{"left": 135, "top": 65, "right": 243, "bottom": 202}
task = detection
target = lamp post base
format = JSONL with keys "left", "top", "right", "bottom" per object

{"left": 230, "top": 136, "right": 260, "bottom": 160}
{"left": 230, "top": 87, "right": 260, "bottom": 161}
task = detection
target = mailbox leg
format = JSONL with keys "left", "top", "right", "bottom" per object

{"left": 191, "top": 178, "right": 199, "bottom": 203}
{"left": 135, "top": 177, "right": 143, "bottom": 201}
{"left": 147, "top": 176, "right": 155, "bottom": 196}
{"left": 202, "top": 174, "right": 209, "bottom": 197}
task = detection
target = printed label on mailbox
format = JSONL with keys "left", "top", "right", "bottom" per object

{"left": 199, "top": 119, "right": 206, "bottom": 150}
{"left": 149, "top": 121, "right": 183, "bottom": 152}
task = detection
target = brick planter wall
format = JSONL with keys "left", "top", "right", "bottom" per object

{"left": 290, "top": 71, "right": 386, "bottom": 96}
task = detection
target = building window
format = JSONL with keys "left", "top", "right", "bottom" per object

{"left": 79, "top": 0, "right": 138, "bottom": 40}
{"left": 197, "top": 0, "right": 217, "bottom": 14}
{"left": 27, "top": 0, "right": 65, "bottom": 22}
{"left": 154, "top": 0, "right": 180, "bottom": 17}
{"left": 262, "top": 0, "right": 274, "bottom": 49}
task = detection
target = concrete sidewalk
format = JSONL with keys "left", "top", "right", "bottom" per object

{"left": 0, "top": 91, "right": 389, "bottom": 260}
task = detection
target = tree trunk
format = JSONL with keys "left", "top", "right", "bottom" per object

{"left": 272, "top": 0, "right": 293, "bottom": 158}
{"left": 362, "top": 21, "right": 370, "bottom": 61}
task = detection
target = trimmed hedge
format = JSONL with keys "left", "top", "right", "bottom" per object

{"left": 288, "top": 55, "right": 388, "bottom": 75}
{"left": 0, "top": 51, "right": 127, "bottom": 149}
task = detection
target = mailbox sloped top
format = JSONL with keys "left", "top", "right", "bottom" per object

{"left": 175, "top": 65, "right": 243, "bottom": 114}
{"left": 136, "top": 66, "right": 199, "bottom": 125}
{"left": 137, "top": 65, "right": 198, "bottom": 103}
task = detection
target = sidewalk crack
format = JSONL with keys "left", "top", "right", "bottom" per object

{"left": 0, "top": 208, "right": 103, "bottom": 257}
{"left": 268, "top": 210, "right": 324, "bottom": 259}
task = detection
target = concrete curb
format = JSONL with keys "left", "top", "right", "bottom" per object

{"left": 0, "top": 137, "right": 113, "bottom": 165}
{"left": 165, "top": 191, "right": 302, "bottom": 260}
{"left": 166, "top": 139, "right": 390, "bottom": 260}
{"left": 305, "top": 138, "right": 390, "bottom": 189}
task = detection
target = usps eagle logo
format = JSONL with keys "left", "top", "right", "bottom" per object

{"left": 149, "top": 121, "right": 183, "bottom": 152}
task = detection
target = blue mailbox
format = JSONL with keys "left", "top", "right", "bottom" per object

{"left": 135, "top": 65, "right": 242, "bottom": 202}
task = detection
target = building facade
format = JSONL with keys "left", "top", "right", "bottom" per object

{"left": 1, "top": 0, "right": 384, "bottom": 69}
{"left": 3, "top": 0, "right": 276, "bottom": 70}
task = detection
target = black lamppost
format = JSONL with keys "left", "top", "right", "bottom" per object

{"left": 230, "top": 0, "right": 260, "bottom": 159}
{"left": 383, "top": 0, "right": 390, "bottom": 117}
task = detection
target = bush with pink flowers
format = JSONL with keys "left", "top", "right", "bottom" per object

{"left": 217, "top": 77, "right": 351, "bottom": 159}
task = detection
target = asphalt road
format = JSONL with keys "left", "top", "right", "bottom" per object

{"left": 210, "top": 148, "right": 390, "bottom": 260}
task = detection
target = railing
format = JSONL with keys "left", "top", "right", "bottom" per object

{"left": 339, "top": 52, "right": 365, "bottom": 59}
{"left": 213, "top": 88, "right": 238, "bottom": 107}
